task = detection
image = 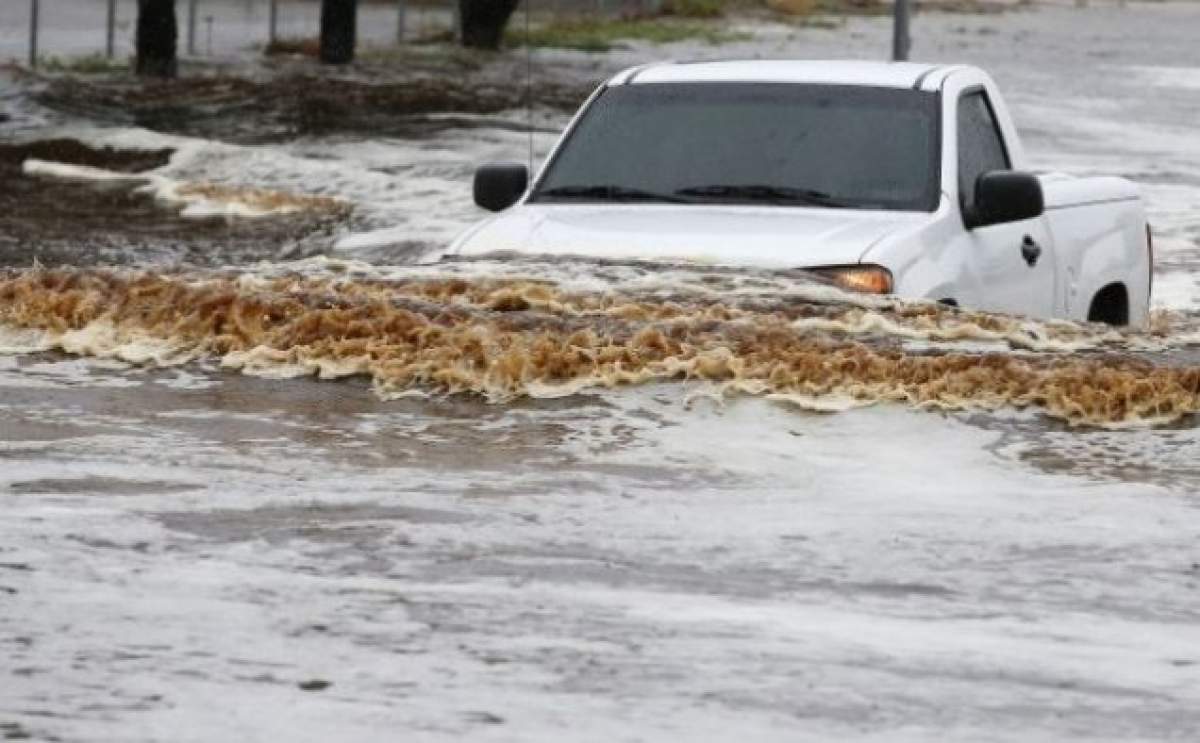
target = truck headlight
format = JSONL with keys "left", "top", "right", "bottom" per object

{"left": 808, "top": 265, "right": 894, "bottom": 295}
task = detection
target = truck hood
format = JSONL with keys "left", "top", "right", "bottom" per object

{"left": 449, "top": 204, "right": 923, "bottom": 270}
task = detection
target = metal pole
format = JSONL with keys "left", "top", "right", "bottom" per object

{"left": 892, "top": 0, "right": 911, "bottom": 62}
{"left": 396, "top": 0, "right": 406, "bottom": 44}
{"left": 269, "top": 0, "right": 279, "bottom": 44}
{"left": 28, "top": 0, "right": 39, "bottom": 68}
{"left": 106, "top": 0, "right": 117, "bottom": 58}
{"left": 188, "top": 0, "right": 199, "bottom": 55}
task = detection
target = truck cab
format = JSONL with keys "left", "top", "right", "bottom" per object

{"left": 451, "top": 61, "right": 1151, "bottom": 327}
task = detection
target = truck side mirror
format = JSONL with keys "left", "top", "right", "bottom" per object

{"left": 474, "top": 163, "right": 529, "bottom": 212}
{"left": 966, "top": 170, "right": 1045, "bottom": 229}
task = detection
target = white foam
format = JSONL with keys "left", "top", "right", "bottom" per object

{"left": 23, "top": 158, "right": 324, "bottom": 219}
{"left": 0, "top": 326, "right": 54, "bottom": 355}
{"left": 22, "top": 159, "right": 151, "bottom": 184}
{"left": 1129, "top": 64, "right": 1200, "bottom": 91}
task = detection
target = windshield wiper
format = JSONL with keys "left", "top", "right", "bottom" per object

{"left": 674, "top": 184, "right": 856, "bottom": 208}
{"left": 535, "top": 184, "right": 693, "bottom": 204}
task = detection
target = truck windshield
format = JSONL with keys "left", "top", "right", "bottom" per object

{"left": 532, "top": 83, "right": 941, "bottom": 212}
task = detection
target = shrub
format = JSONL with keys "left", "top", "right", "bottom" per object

{"left": 39, "top": 54, "right": 128, "bottom": 74}
{"left": 662, "top": 0, "right": 726, "bottom": 18}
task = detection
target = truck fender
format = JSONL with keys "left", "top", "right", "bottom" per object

{"left": 1069, "top": 232, "right": 1150, "bottom": 328}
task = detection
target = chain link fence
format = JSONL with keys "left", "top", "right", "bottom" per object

{"left": 2, "top": 0, "right": 681, "bottom": 68}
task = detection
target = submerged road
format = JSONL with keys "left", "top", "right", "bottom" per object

{"left": 2, "top": 2, "right": 1200, "bottom": 740}
{"left": 2, "top": 373, "right": 1199, "bottom": 741}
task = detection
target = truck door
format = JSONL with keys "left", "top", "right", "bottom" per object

{"left": 957, "top": 90, "right": 1057, "bottom": 319}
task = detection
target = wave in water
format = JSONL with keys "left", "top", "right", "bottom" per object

{"left": 0, "top": 265, "right": 1197, "bottom": 427}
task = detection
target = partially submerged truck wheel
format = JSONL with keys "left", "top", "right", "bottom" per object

{"left": 454, "top": 60, "right": 1152, "bottom": 328}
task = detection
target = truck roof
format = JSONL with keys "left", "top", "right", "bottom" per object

{"left": 611, "top": 60, "right": 953, "bottom": 90}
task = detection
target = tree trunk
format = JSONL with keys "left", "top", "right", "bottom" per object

{"left": 459, "top": 0, "right": 520, "bottom": 50}
{"left": 135, "top": 0, "right": 178, "bottom": 78}
{"left": 320, "top": 0, "right": 358, "bottom": 64}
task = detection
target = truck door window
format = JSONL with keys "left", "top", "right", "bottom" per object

{"left": 957, "top": 90, "right": 1011, "bottom": 215}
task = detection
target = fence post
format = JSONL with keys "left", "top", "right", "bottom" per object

{"left": 397, "top": 0, "right": 406, "bottom": 44}
{"left": 188, "top": 0, "right": 199, "bottom": 55}
{"left": 106, "top": 0, "right": 117, "bottom": 58}
{"left": 28, "top": 0, "right": 39, "bottom": 68}
{"left": 269, "top": 0, "right": 279, "bottom": 44}
{"left": 892, "top": 0, "right": 911, "bottom": 61}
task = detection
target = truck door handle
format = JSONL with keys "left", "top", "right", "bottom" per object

{"left": 1021, "top": 235, "right": 1042, "bottom": 267}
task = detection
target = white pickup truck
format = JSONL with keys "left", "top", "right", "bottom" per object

{"left": 452, "top": 61, "right": 1152, "bottom": 327}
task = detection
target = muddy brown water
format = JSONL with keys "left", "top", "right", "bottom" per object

{"left": 2, "top": 266, "right": 1198, "bottom": 427}
{"left": 0, "top": 139, "right": 348, "bottom": 268}
{"left": 33, "top": 68, "right": 595, "bottom": 144}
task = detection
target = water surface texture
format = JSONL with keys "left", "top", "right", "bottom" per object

{"left": 2, "top": 2, "right": 1200, "bottom": 741}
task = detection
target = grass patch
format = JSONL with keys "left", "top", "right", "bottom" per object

{"left": 661, "top": 0, "right": 726, "bottom": 18}
{"left": 766, "top": 0, "right": 1018, "bottom": 18}
{"left": 766, "top": 0, "right": 890, "bottom": 17}
{"left": 792, "top": 14, "right": 847, "bottom": 28}
{"left": 506, "top": 17, "right": 748, "bottom": 52}
{"left": 263, "top": 37, "right": 320, "bottom": 57}
{"left": 38, "top": 53, "right": 128, "bottom": 74}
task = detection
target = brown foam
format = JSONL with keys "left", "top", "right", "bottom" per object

{"left": 173, "top": 182, "right": 351, "bottom": 217}
{"left": 0, "top": 268, "right": 1196, "bottom": 426}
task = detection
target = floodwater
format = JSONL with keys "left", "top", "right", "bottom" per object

{"left": 3, "top": 2, "right": 1200, "bottom": 741}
